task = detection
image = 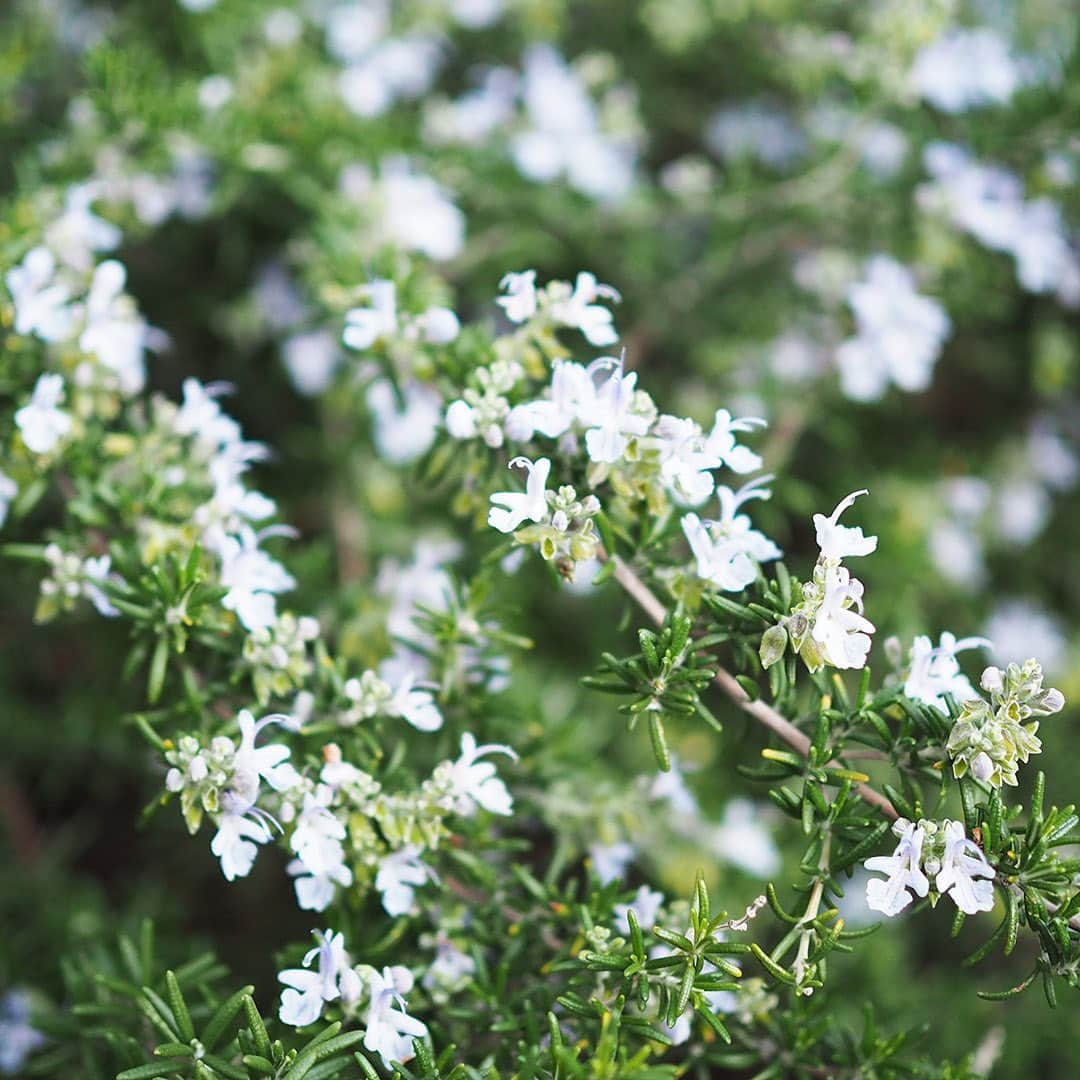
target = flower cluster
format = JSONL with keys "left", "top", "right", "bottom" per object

{"left": 35, "top": 543, "right": 119, "bottom": 622}
{"left": 276, "top": 928, "right": 428, "bottom": 1067}
{"left": 167, "top": 378, "right": 297, "bottom": 632}
{"left": 946, "top": 659, "right": 1065, "bottom": 786}
{"left": 835, "top": 255, "right": 951, "bottom": 402}
{"left": 487, "top": 456, "right": 601, "bottom": 577}
{"left": 243, "top": 613, "right": 321, "bottom": 704}
{"left": 339, "top": 669, "right": 443, "bottom": 732}
{"left": 762, "top": 490, "right": 878, "bottom": 672}
{"left": 165, "top": 710, "right": 300, "bottom": 880}
{"left": 919, "top": 143, "right": 1080, "bottom": 307}
{"left": 865, "top": 818, "right": 995, "bottom": 917}
{"left": 446, "top": 357, "right": 526, "bottom": 448}
{"left": 165, "top": 705, "right": 515, "bottom": 922}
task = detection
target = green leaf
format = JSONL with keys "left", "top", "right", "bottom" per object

{"left": 202, "top": 985, "right": 254, "bottom": 1050}
{"left": 164, "top": 970, "right": 194, "bottom": 1041}
{"left": 243, "top": 994, "right": 272, "bottom": 1057}
{"left": 648, "top": 710, "right": 671, "bottom": 771}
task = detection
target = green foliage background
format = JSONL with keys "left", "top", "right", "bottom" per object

{"left": 1, "top": 0, "right": 1078, "bottom": 1075}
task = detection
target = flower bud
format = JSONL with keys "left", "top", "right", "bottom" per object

{"left": 759, "top": 624, "right": 788, "bottom": 669}
{"left": 980, "top": 666, "right": 1003, "bottom": 694}
{"left": 971, "top": 752, "right": 994, "bottom": 782}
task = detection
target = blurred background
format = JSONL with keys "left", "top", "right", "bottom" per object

{"left": 1, "top": 0, "right": 1078, "bottom": 1074}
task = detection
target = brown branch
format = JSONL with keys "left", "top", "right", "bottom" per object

{"left": 606, "top": 554, "right": 1080, "bottom": 932}
{"left": 607, "top": 552, "right": 898, "bottom": 821}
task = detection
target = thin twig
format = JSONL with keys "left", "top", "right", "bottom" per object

{"left": 607, "top": 554, "right": 897, "bottom": 820}
{"left": 607, "top": 554, "right": 1080, "bottom": 933}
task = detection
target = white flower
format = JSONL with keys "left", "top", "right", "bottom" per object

{"left": 810, "top": 564, "right": 875, "bottom": 670}
{"left": 219, "top": 527, "right": 297, "bottom": 631}
{"left": 324, "top": 0, "right": 388, "bottom": 63}
{"left": 712, "top": 479, "right": 782, "bottom": 562}
{"left": 264, "top": 9, "right": 303, "bottom": 45}
{"left": 79, "top": 260, "right": 148, "bottom": 395}
{"left": 423, "top": 933, "right": 476, "bottom": 992}
{"left": 705, "top": 101, "right": 806, "bottom": 169}
{"left": 198, "top": 74, "right": 234, "bottom": 111}
{"left": 813, "top": 489, "right": 878, "bottom": 562}
{"left": 910, "top": 29, "right": 1022, "bottom": 114}
{"left": 288, "top": 787, "right": 353, "bottom": 912}
{"left": 211, "top": 812, "right": 273, "bottom": 882}
{"left": 174, "top": 378, "right": 242, "bottom": 448}
{"left": 283, "top": 330, "right": 340, "bottom": 395}
{"left": 865, "top": 819, "right": 930, "bottom": 916}
{"left": 496, "top": 270, "right": 538, "bottom": 322}
{"left": 290, "top": 859, "right": 355, "bottom": 912}
{"left": 386, "top": 674, "right": 443, "bottom": 732}
{"left": 836, "top": 256, "right": 951, "bottom": 401}
{"left": 416, "top": 305, "right": 460, "bottom": 344}
{"left": 5, "top": 246, "right": 74, "bottom": 342}
{"left": 210, "top": 711, "right": 299, "bottom": 881}
{"left": 447, "top": 732, "right": 517, "bottom": 816}
{"left": 0, "top": 471, "right": 18, "bottom": 528}
{"left": 449, "top": 0, "right": 504, "bottom": 29}
{"left": 338, "top": 36, "right": 442, "bottom": 119}
{"left": 584, "top": 362, "right": 649, "bottom": 464}
{"left": 82, "top": 555, "right": 120, "bottom": 617}
{"left": 375, "top": 846, "right": 437, "bottom": 916}
{"left": 44, "top": 183, "right": 121, "bottom": 272}
{"left": 424, "top": 67, "right": 517, "bottom": 146}
{"left": 682, "top": 476, "right": 781, "bottom": 590}
{"left": 983, "top": 601, "right": 1066, "bottom": 672}
{"left": 549, "top": 272, "right": 621, "bottom": 346}
{"left": 511, "top": 46, "right": 636, "bottom": 203}
{"left": 366, "top": 379, "right": 443, "bottom": 465}
{"left": 343, "top": 279, "right": 398, "bottom": 349}
{"left": 653, "top": 415, "right": 718, "bottom": 506}
{"left": 278, "top": 929, "right": 362, "bottom": 1027}
{"left": 488, "top": 456, "right": 550, "bottom": 533}
{"left": 936, "top": 820, "right": 996, "bottom": 915}
{"left": 919, "top": 144, "right": 1080, "bottom": 306}
{"left": 290, "top": 789, "right": 349, "bottom": 879}
{"left": 648, "top": 755, "right": 699, "bottom": 817}
{"left": 524, "top": 360, "right": 599, "bottom": 442}
{"left": 445, "top": 398, "right": 479, "bottom": 440}
{"left": 375, "top": 159, "right": 464, "bottom": 261}
{"left": 231, "top": 709, "right": 302, "bottom": 801}
{"left": 705, "top": 409, "right": 767, "bottom": 474}
{"left": 588, "top": 840, "right": 635, "bottom": 884}
{"left": 16, "top": 374, "right": 72, "bottom": 455}
{"left": 362, "top": 965, "right": 427, "bottom": 1066}
{"left": 614, "top": 886, "right": 664, "bottom": 934}
{"left": 682, "top": 513, "right": 758, "bottom": 592}
{"left": 0, "top": 991, "right": 47, "bottom": 1074}
{"left": 903, "top": 633, "right": 991, "bottom": 710}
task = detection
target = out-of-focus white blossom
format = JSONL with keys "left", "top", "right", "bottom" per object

{"left": 911, "top": 29, "right": 1023, "bottom": 113}
{"left": 5, "top": 247, "right": 74, "bottom": 342}
{"left": 835, "top": 256, "right": 950, "bottom": 401}
{"left": 16, "top": 374, "right": 72, "bottom": 455}
{"left": 511, "top": 46, "right": 636, "bottom": 202}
